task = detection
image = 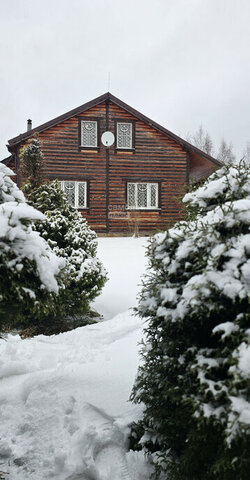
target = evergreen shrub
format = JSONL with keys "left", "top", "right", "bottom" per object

{"left": 0, "top": 163, "right": 64, "bottom": 332}
{"left": 131, "top": 162, "right": 250, "bottom": 480}
{"left": 23, "top": 180, "right": 107, "bottom": 326}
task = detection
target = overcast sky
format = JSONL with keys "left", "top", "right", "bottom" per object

{"left": 1, "top": 0, "right": 250, "bottom": 160}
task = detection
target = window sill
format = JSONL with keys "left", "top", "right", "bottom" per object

{"left": 115, "top": 148, "right": 135, "bottom": 154}
{"left": 126, "top": 208, "right": 161, "bottom": 211}
{"left": 79, "top": 147, "right": 100, "bottom": 152}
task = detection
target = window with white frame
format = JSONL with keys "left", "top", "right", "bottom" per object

{"left": 127, "top": 182, "right": 158, "bottom": 210}
{"left": 59, "top": 181, "right": 87, "bottom": 208}
{"left": 81, "top": 120, "right": 98, "bottom": 147}
{"left": 117, "top": 122, "right": 133, "bottom": 149}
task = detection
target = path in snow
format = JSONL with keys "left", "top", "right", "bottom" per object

{"left": 0, "top": 238, "right": 152, "bottom": 480}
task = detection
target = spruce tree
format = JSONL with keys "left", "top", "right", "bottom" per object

{"left": 131, "top": 161, "right": 250, "bottom": 480}
{"left": 0, "top": 162, "right": 64, "bottom": 332}
{"left": 23, "top": 180, "right": 107, "bottom": 322}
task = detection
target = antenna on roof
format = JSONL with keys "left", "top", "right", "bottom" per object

{"left": 108, "top": 72, "right": 111, "bottom": 92}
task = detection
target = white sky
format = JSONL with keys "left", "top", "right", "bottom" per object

{"left": 1, "top": 0, "right": 250, "bottom": 159}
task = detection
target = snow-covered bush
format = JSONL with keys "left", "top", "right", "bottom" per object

{"left": 23, "top": 180, "right": 107, "bottom": 320}
{"left": 131, "top": 162, "right": 250, "bottom": 480}
{"left": 0, "top": 162, "right": 65, "bottom": 331}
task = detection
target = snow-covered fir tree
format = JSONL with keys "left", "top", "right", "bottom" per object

{"left": 19, "top": 133, "right": 44, "bottom": 188}
{"left": 0, "top": 162, "right": 64, "bottom": 331}
{"left": 131, "top": 161, "right": 250, "bottom": 480}
{"left": 23, "top": 180, "right": 107, "bottom": 320}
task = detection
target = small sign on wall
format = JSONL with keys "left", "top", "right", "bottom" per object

{"left": 108, "top": 204, "right": 128, "bottom": 219}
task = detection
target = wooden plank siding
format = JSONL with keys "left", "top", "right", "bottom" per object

{"left": 15, "top": 100, "right": 188, "bottom": 233}
{"left": 39, "top": 103, "right": 107, "bottom": 231}
{"left": 107, "top": 102, "right": 186, "bottom": 232}
{"left": 6, "top": 94, "right": 220, "bottom": 234}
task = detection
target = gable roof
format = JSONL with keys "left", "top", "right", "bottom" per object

{"left": 7, "top": 92, "right": 221, "bottom": 166}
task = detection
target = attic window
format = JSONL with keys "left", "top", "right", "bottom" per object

{"left": 117, "top": 122, "right": 133, "bottom": 149}
{"left": 81, "top": 120, "right": 98, "bottom": 148}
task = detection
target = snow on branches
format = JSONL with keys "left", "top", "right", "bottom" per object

{"left": 131, "top": 161, "right": 250, "bottom": 480}
{"left": 0, "top": 162, "right": 65, "bottom": 330}
{"left": 23, "top": 180, "right": 107, "bottom": 320}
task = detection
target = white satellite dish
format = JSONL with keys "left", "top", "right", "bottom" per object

{"left": 101, "top": 131, "right": 115, "bottom": 147}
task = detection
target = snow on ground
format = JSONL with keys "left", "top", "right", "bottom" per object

{"left": 93, "top": 237, "right": 148, "bottom": 319}
{"left": 0, "top": 237, "right": 152, "bottom": 480}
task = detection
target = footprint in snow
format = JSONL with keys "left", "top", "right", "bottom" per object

{"left": 67, "top": 403, "right": 132, "bottom": 480}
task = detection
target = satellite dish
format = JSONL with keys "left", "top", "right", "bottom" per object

{"left": 101, "top": 131, "right": 115, "bottom": 147}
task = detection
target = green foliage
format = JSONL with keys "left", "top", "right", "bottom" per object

{"left": 131, "top": 161, "right": 250, "bottom": 479}
{"left": 20, "top": 133, "right": 44, "bottom": 188}
{"left": 23, "top": 180, "right": 107, "bottom": 322}
{"left": 0, "top": 249, "right": 60, "bottom": 331}
{"left": 0, "top": 163, "right": 64, "bottom": 333}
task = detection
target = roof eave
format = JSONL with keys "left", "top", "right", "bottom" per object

{"left": 108, "top": 94, "right": 222, "bottom": 167}
{"left": 1, "top": 153, "right": 15, "bottom": 165}
{"left": 8, "top": 92, "right": 110, "bottom": 147}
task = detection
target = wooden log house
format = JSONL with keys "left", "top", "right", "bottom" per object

{"left": 2, "top": 92, "right": 221, "bottom": 234}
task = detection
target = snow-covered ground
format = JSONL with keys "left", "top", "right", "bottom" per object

{"left": 93, "top": 237, "right": 148, "bottom": 319}
{"left": 0, "top": 237, "right": 152, "bottom": 480}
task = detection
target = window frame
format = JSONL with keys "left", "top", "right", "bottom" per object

{"left": 78, "top": 117, "right": 100, "bottom": 150}
{"left": 126, "top": 181, "right": 159, "bottom": 210}
{"left": 59, "top": 180, "right": 87, "bottom": 209}
{"left": 115, "top": 119, "right": 135, "bottom": 152}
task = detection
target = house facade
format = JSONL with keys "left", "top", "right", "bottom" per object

{"left": 3, "top": 93, "right": 221, "bottom": 234}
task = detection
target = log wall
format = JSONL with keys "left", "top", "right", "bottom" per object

{"left": 17, "top": 100, "right": 191, "bottom": 233}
